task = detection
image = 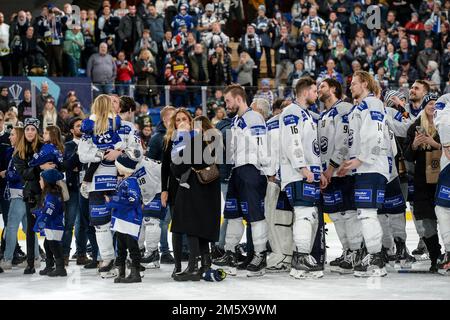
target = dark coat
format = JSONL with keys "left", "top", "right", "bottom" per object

{"left": 13, "top": 140, "right": 44, "bottom": 205}
{"left": 161, "top": 139, "right": 179, "bottom": 206}
{"left": 215, "top": 118, "right": 232, "bottom": 183}
{"left": 117, "top": 14, "right": 144, "bottom": 41}
{"left": 147, "top": 122, "right": 165, "bottom": 161}
{"left": 63, "top": 140, "right": 82, "bottom": 192}
{"left": 404, "top": 118, "right": 440, "bottom": 220}
{"left": 170, "top": 135, "right": 221, "bottom": 242}
{"left": 135, "top": 59, "right": 158, "bottom": 97}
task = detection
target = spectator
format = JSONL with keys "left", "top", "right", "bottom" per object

{"left": 301, "top": 6, "right": 326, "bottom": 39}
{"left": 254, "top": 5, "right": 274, "bottom": 78}
{"left": 273, "top": 25, "right": 296, "bottom": 88}
{"left": 239, "top": 24, "right": 262, "bottom": 87}
{"left": 351, "top": 27, "right": 369, "bottom": 58}
{"left": 137, "top": 0, "right": 151, "bottom": 19}
{"left": 361, "top": 45, "right": 381, "bottom": 73}
{"left": 426, "top": 60, "right": 441, "bottom": 86}
{"left": 135, "top": 49, "right": 158, "bottom": 107}
{"left": 208, "top": 53, "right": 225, "bottom": 87}
{"left": 204, "top": 22, "right": 229, "bottom": 57}
{"left": 302, "top": 40, "right": 323, "bottom": 78}
{"left": 397, "top": 36, "right": 416, "bottom": 64}
{"left": 197, "top": 3, "right": 217, "bottom": 41}
{"left": 348, "top": 3, "right": 367, "bottom": 39}
{"left": 17, "top": 89, "right": 32, "bottom": 121}
{"left": 165, "top": 48, "right": 189, "bottom": 107}
{"left": 97, "top": 5, "right": 120, "bottom": 43}
{"left": 36, "top": 82, "right": 53, "bottom": 118}
{"left": 384, "top": 10, "right": 400, "bottom": 39}
{"left": 162, "top": 30, "right": 177, "bottom": 63}
{"left": 254, "top": 79, "right": 276, "bottom": 114}
{"left": 63, "top": 24, "right": 84, "bottom": 77}
{"left": 0, "top": 86, "right": 12, "bottom": 114}
{"left": 317, "top": 58, "right": 344, "bottom": 85}
{"left": 287, "top": 59, "right": 307, "bottom": 91}
{"left": 45, "top": 7, "right": 64, "bottom": 77}
{"left": 117, "top": 5, "right": 144, "bottom": 56}
{"left": 384, "top": 42, "right": 400, "bottom": 82}
{"left": 439, "top": 22, "right": 450, "bottom": 53}
{"left": 325, "top": 11, "right": 344, "bottom": 38}
{"left": 114, "top": 0, "right": 129, "bottom": 19}
{"left": 417, "top": 38, "right": 441, "bottom": 78}
{"left": 405, "top": 12, "right": 425, "bottom": 45}
{"left": 296, "top": 24, "right": 315, "bottom": 58}
{"left": 145, "top": 4, "right": 165, "bottom": 45}
{"left": 236, "top": 50, "right": 255, "bottom": 88}
{"left": 33, "top": 6, "right": 49, "bottom": 40}
{"left": 194, "top": 106, "right": 203, "bottom": 117}
{"left": 395, "top": 59, "right": 419, "bottom": 85}
{"left": 291, "top": 0, "right": 307, "bottom": 38}
{"left": 330, "top": 0, "right": 352, "bottom": 25}
{"left": 373, "top": 28, "right": 390, "bottom": 61}
{"left": 211, "top": 106, "right": 225, "bottom": 126}
{"left": 331, "top": 39, "right": 353, "bottom": 77}
{"left": 133, "top": 29, "right": 158, "bottom": 60}
{"left": 188, "top": 43, "right": 209, "bottom": 107}
{"left": 115, "top": 51, "right": 134, "bottom": 96}
{"left": 172, "top": 4, "right": 194, "bottom": 33}
{"left": 140, "top": 123, "right": 153, "bottom": 153}
{"left": 211, "top": 0, "right": 228, "bottom": 25}
{"left": 416, "top": 20, "right": 439, "bottom": 51}
{"left": 39, "top": 98, "right": 64, "bottom": 130}
{"left": 87, "top": 42, "right": 116, "bottom": 96}
{"left": 214, "top": 43, "right": 232, "bottom": 85}
{"left": 0, "top": 12, "right": 10, "bottom": 76}
{"left": 135, "top": 103, "right": 152, "bottom": 131}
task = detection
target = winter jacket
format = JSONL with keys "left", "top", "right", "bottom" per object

{"left": 144, "top": 14, "right": 165, "bottom": 43}
{"left": 135, "top": 59, "right": 158, "bottom": 96}
{"left": 63, "top": 139, "right": 82, "bottom": 192}
{"left": 215, "top": 118, "right": 232, "bottom": 183}
{"left": 117, "top": 14, "right": 144, "bottom": 41}
{"left": 33, "top": 192, "right": 64, "bottom": 241}
{"left": 147, "top": 122, "right": 166, "bottom": 161}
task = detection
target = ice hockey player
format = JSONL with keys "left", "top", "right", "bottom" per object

{"left": 432, "top": 93, "right": 450, "bottom": 275}
{"left": 279, "top": 77, "right": 327, "bottom": 279}
{"left": 337, "top": 70, "right": 391, "bottom": 277}
{"left": 213, "top": 84, "right": 270, "bottom": 277}
{"left": 317, "top": 78, "right": 364, "bottom": 274}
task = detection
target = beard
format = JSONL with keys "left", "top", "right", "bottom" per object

{"left": 318, "top": 92, "right": 330, "bottom": 103}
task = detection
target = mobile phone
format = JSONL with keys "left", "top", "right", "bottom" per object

{"left": 416, "top": 126, "right": 426, "bottom": 134}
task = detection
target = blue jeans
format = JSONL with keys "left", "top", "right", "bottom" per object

{"left": 78, "top": 193, "right": 99, "bottom": 259}
{"left": 4, "top": 198, "right": 38, "bottom": 261}
{"left": 94, "top": 83, "right": 114, "bottom": 98}
{"left": 159, "top": 205, "right": 171, "bottom": 254}
{"left": 66, "top": 54, "right": 79, "bottom": 77}
{"left": 62, "top": 190, "right": 80, "bottom": 257}
{"left": 116, "top": 80, "right": 131, "bottom": 96}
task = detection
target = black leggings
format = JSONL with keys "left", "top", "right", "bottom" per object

{"left": 25, "top": 202, "right": 37, "bottom": 266}
{"left": 116, "top": 232, "right": 141, "bottom": 268}
{"left": 186, "top": 235, "right": 209, "bottom": 258}
{"left": 43, "top": 239, "right": 63, "bottom": 263}
{"left": 172, "top": 232, "right": 183, "bottom": 270}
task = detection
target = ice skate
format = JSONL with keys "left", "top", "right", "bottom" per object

{"left": 394, "top": 237, "right": 416, "bottom": 269}
{"left": 98, "top": 259, "right": 117, "bottom": 278}
{"left": 329, "top": 250, "right": 349, "bottom": 273}
{"left": 290, "top": 252, "right": 324, "bottom": 279}
{"left": 246, "top": 252, "right": 266, "bottom": 277}
{"left": 353, "top": 252, "right": 387, "bottom": 277}
{"left": 437, "top": 252, "right": 450, "bottom": 276}
{"left": 141, "top": 249, "right": 160, "bottom": 269}
{"left": 338, "top": 248, "right": 365, "bottom": 275}
{"left": 412, "top": 239, "right": 429, "bottom": 261}
{"left": 266, "top": 254, "right": 291, "bottom": 273}
{"left": 212, "top": 250, "right": 237, "bottom": 276}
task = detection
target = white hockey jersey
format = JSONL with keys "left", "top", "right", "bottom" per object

{"left": 266, "top": 114, "right": 280, "bottom": 178}
{"left": 132, "top": 156, "right": 162, "bottom": 205}
{"left": 229, "top": 108, "right": 271, "bottom": 175}
{"left": 384, "top": 116, "right": 399, "bottom": 182}
{"left": 279, "top": 102, "right": 321, "bottom": 190}
{"left": 318, "top": 100, "right": 353, "bottom": 177}
{"left": 348, "top": 95, "right": 391, "bottom": 180}
{"left": 434, "top": 93, "right": 450, "bottom": 171}
{"left": 385, "top": 103, "right": 423, "bottom": 138}
{"left": 79, "top": 117, "right": 143, "bottom": 192}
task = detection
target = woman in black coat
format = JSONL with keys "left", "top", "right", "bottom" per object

{"left": 135, "top": 49, "right": 158, "bottom": 107}
{"left": 161, "top": 108, "right": 193, "bottom": 276}
{"left": 404, "top": 94, "right": 442, "bottom": 272}
{"left": 13, "top": 118, "right": 52, "bottom": 274}
{"left": 170, "top": 115, "right": 221, "bottom": 281}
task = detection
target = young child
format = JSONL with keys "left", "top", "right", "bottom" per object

{"left": 28, "top": 125, "right": 64, "bottom": 169}
{"left": 33, "top": 169, "right": 67, "bottom": 277}
{"left": 106, "top": 151, "right": 143, "bottom": 283}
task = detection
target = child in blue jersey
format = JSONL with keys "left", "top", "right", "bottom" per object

{"left": 28, "top": 125, "right": 64, "bottom": 169}
{"left": 106, "top": 150, "right": 143, "bottom": 283}
{"left": 33, "top": 169, "right": 67, "bottom": 277}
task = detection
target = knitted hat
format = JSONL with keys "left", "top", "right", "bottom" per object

{"left": 41, "top": 169, "right": 64, "bottom": 184}
{"left": 383, "top": 90, "right": 406, "bottom": 108}
{"left": 24, "top": 118, "right": 40, "bottom": 131}
{"left": 115, "top": 150, "right": 141, "bottom": 174}
{"left": 420, "top": 92, "right": 439, "bottom": 110}
{"left": 258, "top": 5, "right": 266, "bottom": 12}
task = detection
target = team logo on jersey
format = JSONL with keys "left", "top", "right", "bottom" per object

{"left": 435, "top": 102, "right": 446, "bottom": 110}
{"left": 320, "top": 137, "right": 328, "bottom": 154}
{"left": 348, "top": 129, "right": 354, "bottom": 147}
{"left": 438, "top": 186, "right": 450, "bottom": 201}
{"left": 313, "top": 139, "right": 320, "bottom": 156}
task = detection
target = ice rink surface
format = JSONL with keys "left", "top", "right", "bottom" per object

{"left": 0, "top": 220, "right": 449, "bottom": 300}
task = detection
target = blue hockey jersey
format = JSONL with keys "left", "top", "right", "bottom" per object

{"left": 6, "top": 147, "right": 23, "bottom": 199}
{"left": 33, "top": 193, "right": 65, "bottom": 241}
{"left": 28, "top": 143, "right": 64, "bottom": 168}
{"left": 107, "top": 176, "right": 143, "bottom": 239}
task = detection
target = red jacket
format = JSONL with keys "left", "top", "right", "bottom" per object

{"left": 405, "top": 21, "right": 425, "bottom": 44}
{"left": 116, "top": 61, "right": 135, "bottom": 82}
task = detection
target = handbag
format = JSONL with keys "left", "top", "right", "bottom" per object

{"left": 193, "top": 164, "right": 219, "bottom": 184}
{"left": 425, "top": 149, "right": 442, "bottom": 184}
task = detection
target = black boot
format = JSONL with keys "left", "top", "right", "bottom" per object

{"left": 199, "top": 253, "right": 212, "bottom": 275}
{"left": 114, "top": 264, "right": 127, "bottom": 283}
{"left": 24, "top": 261, "right": 35, "bottom": 275}
{"left": 423, "top": 235, "right": 442, "bottom": 273}
{"left": 119, "top": 266, "right": 142, "bottom": 283}
{"left": 39, "top": 259, "right": 55, "bottom": 276}
{"left": 237, "top": 251, "right": 255, "bottom": 270}
{"left": 174, "top": 256, "right": 201, "bottom": 281}
{"left": 171, "top": 266, "right": 182, "bottom": 278}
{"left": 47, "top": 259, "right": 67, "bottom": 277}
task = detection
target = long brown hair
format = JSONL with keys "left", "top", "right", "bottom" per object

{"left": 164, "top": 108, "right": 193, "bottom": 150}
{"left": 45, "top": 125, "right": 65, "bottom": 153}
{"left": 11, "top": 127, "right": 24, "bottom": 148}
{"left": 15, "top": 126, "right": 42, "bottom": 159}
{"left": 40, "top": 180, "right": 64, "bottom": 208}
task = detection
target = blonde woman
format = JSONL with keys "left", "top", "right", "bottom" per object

{"left": 40, "top": 98, "right": 64, "bottom": 130}
{"left": 78, "top": 94, "right": 143, "bottom": 278}
{"left": 135, "top": 49, "right": 158, "bottom": 107}
{"left": 405, "top": 93, "right": 442, "bottom": 272}
{"left": 211, "top": 107, "right": 226, "bottom": 127}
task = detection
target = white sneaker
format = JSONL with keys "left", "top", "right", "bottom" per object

{"left": 0, "top": 260, "right": 12, "bottom": 270}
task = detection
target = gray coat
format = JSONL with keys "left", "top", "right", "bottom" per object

{"left": 145, "top": 14, "right": 165, "bottom": 44}
{"left": 236, "top": 58, "right": 255, "bottom": 85}
{"left": 86, "top": 53, "right": 116, "bottom": 84}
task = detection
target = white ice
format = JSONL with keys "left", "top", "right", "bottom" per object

{"left": 0, "top": 220, "right": 449, "bottom": 300}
